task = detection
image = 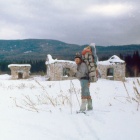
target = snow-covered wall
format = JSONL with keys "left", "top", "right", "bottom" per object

{"left": 46, "top": 54, "right": 76, "bottom": 81}
{"left": 46, "top": 54, "right": 126, "bottom": 81}
{"left": 98, "top": 55, "right": 126, "bottom": 81}
{"left": 8, "top": 64, "right": 31, "bottom": 79}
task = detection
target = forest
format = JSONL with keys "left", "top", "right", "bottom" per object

{"left": 124, "top": 51, "right": 140, "bottom": 77}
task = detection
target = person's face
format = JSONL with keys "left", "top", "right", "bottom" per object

{"left": 75, "top": 58, "right": 81, "bottom": 65}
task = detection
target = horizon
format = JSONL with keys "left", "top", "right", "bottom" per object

{"left": 0, "top": 38, "right": 140, "bottom": 47}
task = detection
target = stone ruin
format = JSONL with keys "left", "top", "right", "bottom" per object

{"left": 46, "top": 54, "right": 126, "bottom": 81}
{"left": 98, "top": 55, "right": 126, "bottom": 81}
{"left": 8, "top": 64, "right": 31, "bottom": 79}
{"left": 45, "top": 54, "right": 76, "bottom": 81}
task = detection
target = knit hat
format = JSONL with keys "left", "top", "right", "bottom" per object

{"left": 75, "top": 52, "right": 82, "bottom": 60}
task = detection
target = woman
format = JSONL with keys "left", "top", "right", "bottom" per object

{"left": 74, "top": 54, "right": 93, "bottom": 112}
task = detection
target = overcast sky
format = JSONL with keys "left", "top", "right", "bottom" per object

{"left": 0, "top": 0, "right": 140, "bottom": 46}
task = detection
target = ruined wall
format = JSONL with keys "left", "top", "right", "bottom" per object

{"left": 9, "top": 66, "right": 31, "bottom": 79}
{"left": 98, "top": 63, "right": 126, "bottom": 81}
{"left": 46, "top": 57, "right": 126, "bottom": 81}
{"left": 46, "top": 62, "right": 76, "bottom": 81}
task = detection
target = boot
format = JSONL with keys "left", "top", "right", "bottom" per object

{"left": 80, "top": 99, "right": 87, "bottom": 111}
{"left": 87, "top": 99, "right": 93, "bottom": 110}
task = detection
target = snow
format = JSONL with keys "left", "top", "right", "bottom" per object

{"left": 45, "top": 54, "right": 76, "bottom": 65}
{"left": 0, "top": 74, "right": 140, "bottom": 140}
{"left": 46, "top": 54, "right": 124, "bottom": 66}
{"left": 24, "top": 51, "right": 32, "bottom": 54}
{"left": 98, "top": 55, "right": 125, "bottom": 65}
{"left": 8, "top": 64, "right": 31, "bottom": 68}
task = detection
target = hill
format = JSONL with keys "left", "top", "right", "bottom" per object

{"left": 0, "top": 39, "right": 140, "bottom": 61}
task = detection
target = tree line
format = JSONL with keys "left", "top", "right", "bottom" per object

{"left": 123, "top": 51, "right": 140, "bottom": 77}
{"left": 0, "top": 51, "right": 140, "bottom": 77}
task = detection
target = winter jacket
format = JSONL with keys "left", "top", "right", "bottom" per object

{"left": 75, "top": 62, "right": 89, "bottom": 80}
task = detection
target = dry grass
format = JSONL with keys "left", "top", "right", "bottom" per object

{"left": 132, "top": 79, "right": 140, "bottom": 111}
{"left": 13, "top": 80, "right": 80, "bottom": 113}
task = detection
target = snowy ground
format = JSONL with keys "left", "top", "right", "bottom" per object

{"left": 0, "top": 74, "right": 140, "bottom": 140}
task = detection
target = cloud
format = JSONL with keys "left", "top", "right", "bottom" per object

{"left": 0, "top": 0, "right": 139, "bottom": 45}
{"left": 0, "top": 28, "right": 22, "bottom": 39}
{"left": 86, "top": 3, "right": 132, "bottom": 17}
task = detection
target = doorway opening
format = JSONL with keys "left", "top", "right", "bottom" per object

{"left": 107, "top": 68, "right": 114, "bottom": 80}
{"left": 18, "top": 72, "right": 23, "bottom": 79}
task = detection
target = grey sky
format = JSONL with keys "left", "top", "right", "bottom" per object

{"left": 0, "top": 0, "right": 139, "bottom": 45}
